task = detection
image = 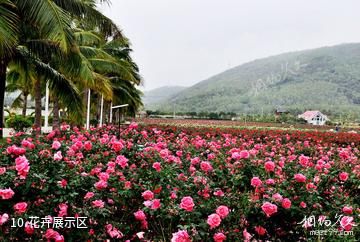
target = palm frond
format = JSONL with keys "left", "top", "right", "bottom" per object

{"left": 16, "top": 46, "right": 83, "bottom": 116}
{"left": 92, "top": 72, "right": 113, "bottom": 98}
{"left": 25, "top": 39, "right": 62, "bottom": 59}
{"left": 74, "top": 30, "right": 103, "bottom": 46}
{"left": 0, "top": 0, "right": 19, "bottom": 55}
{"left": 89, "top": 58, "right": 137, "bottom": 83}
{"left": 10, "top": 94, "right": 23, "bottom": 109}
{"left": 16, "top": 0, "right": 75, "bottom": 52}
{"left": 53, "top": 0, "right": 123, "bottom": 39}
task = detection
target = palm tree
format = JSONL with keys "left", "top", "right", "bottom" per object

{"left": 0, "top": 0, "right": 125, "bottom": 137}
{"left": 72, "top": 29, "right": 143, "bottom": 125}
{"left": 6, "top": 62, "right": 34, "bottom": 116}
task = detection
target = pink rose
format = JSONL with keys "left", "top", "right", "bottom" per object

{"left": 134, "top": 210, "right": 147, "bottom": 221}
{"left": 57, "top": 179, "right": 67, "bottom": 188}
{"left": 300, "top": 201, "right": 307, "bottom": 208}
{"left": 213, "top": 190, "right": 224, "bottom": 197}
{"left": 152, "top": 162, "right": 161, "bottom": 172}
{"left": 0, "top": 188, "right": 15, "bottom": 200}
{"left": 171, "top": 230, "right": 191, "bottom": 242}
{"left": 129, "top": 122, "right": 138, "bottom": 129}
{"left": 111, "top": 141, "right": 124, "bottom": 152}
{"left": 6, "top": 145, "right": 26, "bottom": 156}
{"left": 251, "top": 177, "right": 262, "bottom": 187}
{"left": 14, "top": 202, "right": 27, "bottom": 214}
{"left": 266, "top": 179, "right": 275, "bottom": 185}
{"left": 105, "top": 224, "right": 124, "bottom": 238}
{"left": 282, "top": 198, "right": 291, "bottom": 209}
{"left": 52, "top": 141, "right": 61, "bottom": 150}
{"left": 84, "top": 192, "right": 94, "bottom": 200}
{"left": 98, "top": 172, "right": 110, "bottom": 181}
{"left": 0, "top": 167, "right": 6, "bottom": 175}
{"left": 0, "top": 213, "right": 9, "bottom": 225}
{"left": 143, "top": 200, "right": 152, "bottom": 207}
{"left": 272, "top": 193, "right": 283, "bottom": 202}
{"left": 45, "top": 229, "right": 60, "bottom": 239}
{"left": 299, "top": 155, "right": 309, "bottom": 167}
{"left": 340, "top": 216, "right": 355, "bottom": 231}
{"left": 342, "top": 206, "right": 353, "bottom": 214}
{"left": 261, "top": 202, "right": 277, "bottom": 217}
{"left": 213, "top": 232, "right": 226, "bottom": 242}
{"left": 116, "top": 155, "right": 128, "bottom": 169}
{"left": 92, "top": 200, "right": 105, "bottom": 208}
{"left": 15, "top": 156, "right": 30, "bottom": 179}
{"left": 243, "top": 229, "right": 252, "bottom": 241}
{"left": 200, "top": 161, "right": 213, "bottom": 172}
{"left": 94, "top": 180, "right": 107, "bottom": 190}
{"left": 151, "top": 199, "right": 161, "bottom": 210}
{"left": 142, "top": 190, "right": 154, "bottom": 201}
{"left": 24, "top": 222, "right": 35, "bottom": 235}
{"left": 339, "top": 172, "right": 349, "bottom": 181}
{"left": 216, "top": 205, "right": 229, "bottom": 219}
{"left": 84, "top": 141, "right": 92, "bottom": 151}
{"left": 54, "top": 151, "right": 63, "bottom": 161}
{"left": 58, "top": 203, "right": 68, "bottom": 217}
{"left": 294, "top": 173, "right": 306, "bottom": 183}
{"left": 170, "top": 192, "right": 177, "bottom": 199}
{"left": 240, "top": 150, "right": 250, "bottom": 159}
{"left": 264, "top": 161, "right": 275, "bottom": 172}
{"left": 55, "top": 234, "right": 64, "bottom": 242}
{"left": 207, "top": 213, "right": 222, "bottom": 229}
{"left": 255, "top": 226, "right": 266, "bottom": 236}
{"left": 180, "top": 196, "right": 195, "bottom": 212}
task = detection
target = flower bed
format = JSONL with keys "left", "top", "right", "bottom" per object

{"left": 0, "top": 124, "right": 359, "bottom": 241}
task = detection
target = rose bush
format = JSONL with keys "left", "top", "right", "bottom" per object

{"left": 0, "top": 123, "right": 359, "bottom": 241}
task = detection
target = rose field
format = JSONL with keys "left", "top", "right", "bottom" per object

{"left": 0, "top": 123, "right": 359, "bottom": 241}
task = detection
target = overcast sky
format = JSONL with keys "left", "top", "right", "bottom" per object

{"left": 101, "top": 0, "right": 360, "bottom": 91}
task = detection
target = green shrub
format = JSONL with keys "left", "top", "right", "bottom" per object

{"left": 5, "top": 115, "right": 33, "bottom": 132}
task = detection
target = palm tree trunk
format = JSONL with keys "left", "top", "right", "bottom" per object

{"left": 22, "top": 93, "right": 28, "bottom": 117}
{"left": 53, "top": 96, "right": 60, "bottom": 130}
{"left": 0, "top": 58, "right": 9, "bottom": 139}
{"left": 34, "top": 78, "right": 42, "bottom": 133}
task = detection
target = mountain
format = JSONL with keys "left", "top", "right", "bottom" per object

{"left": 153, "top": 43, "right": 360, "bottom": 115}
{"left": 143, "top": 86, "right": 186, "bottom": 106}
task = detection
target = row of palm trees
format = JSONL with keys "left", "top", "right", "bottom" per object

{"left": 0, "top": 0, "right": 143, "bottom": 138}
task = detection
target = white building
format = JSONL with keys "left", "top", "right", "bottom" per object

{"left": 298, "top": 110, "right": 329, "bottom": 125}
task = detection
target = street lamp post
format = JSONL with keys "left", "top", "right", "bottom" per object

{"left": 111, "top": 104, "right": 129, "bottom": 139}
